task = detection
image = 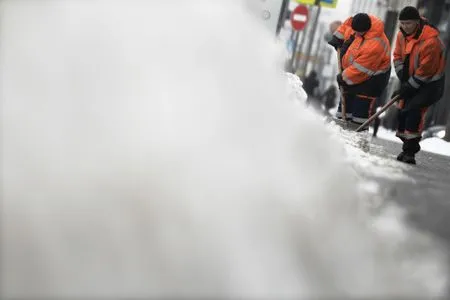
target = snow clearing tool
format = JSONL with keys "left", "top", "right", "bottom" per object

{"left": 355, "top": 95, "right": 400, "bottom": 132}
{"left": 337, "top": 49, "right": 347, "bottom": 128}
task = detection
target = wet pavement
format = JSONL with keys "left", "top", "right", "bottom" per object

{"left": 369, "top": 137, "right": 450, "bottom": 249}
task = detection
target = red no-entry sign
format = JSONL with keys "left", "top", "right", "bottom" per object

{"left": 290, "top": 5, "right": 309, "bottom": 31}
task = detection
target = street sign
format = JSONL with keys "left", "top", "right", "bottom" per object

{"left": 290, "top": 5, "right": 309, "bottom": 31}
{"left": 296, "top": 0, "right": 315, "bottom": 4}
{"left": 296, "top": 0, "right": 338, "bottom": 9}
{"left": 320, "top": 0, "right": 338, "bottom": 8}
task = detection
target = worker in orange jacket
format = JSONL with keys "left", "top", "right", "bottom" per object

{"left": 392, "top": 6, "right": 445, "bottom": 164}
{"left": 328, "top": 13, "right": 391, "bottom": 127}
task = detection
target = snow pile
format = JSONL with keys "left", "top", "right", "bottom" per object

{"left": 285, "top": 72, "right": 308, "bottom": 104}
{"left": 0, "top": 0, "right": 446, "bottom": 299}
{"left": 373, "top": 127, "right": 403, "bottom": 143}
{"left": 421, "top": 137, "right": 450, "bottom": 156}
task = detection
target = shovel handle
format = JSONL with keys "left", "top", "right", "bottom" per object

{"left": 355, "top": 95, "right": 400, "bottom": 132}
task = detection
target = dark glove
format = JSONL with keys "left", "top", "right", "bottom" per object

{"left": 328, "top": 36, "right": 343, "bottom": 50}
{"left": 391, "top": 89, "right": 401, "bottom": 99}
{"left": 336, "top": 73, "right": 348, "bottom": 87}
{"left": 395, "top": 69, "right": 404, "bottom": 81}
{"left": 392, "top": 82, "right": 418, "bottom": 100}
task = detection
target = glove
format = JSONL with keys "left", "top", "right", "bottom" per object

{"left": 328, "top": 36, "right": 343, "bottom": 50}
{"left": 391, "top": 89, "right": 401, "bottom": 99}
{"left": 392, "top": 82, "right": 418, "bottom": 100}
{"left": 395, "top": 69, "right": 404, "bottom": 81}
{"left": 336, "top": 73, "right": 348, "bottom": 87}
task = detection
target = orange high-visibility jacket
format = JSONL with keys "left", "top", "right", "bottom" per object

{"left": 393, "top": 20, "right": 445, "bottom": 88}
{"left": 338, "top": 15, "right": 391, "bottom": 86}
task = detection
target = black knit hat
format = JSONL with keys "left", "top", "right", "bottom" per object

{"left": 399, "top": 6, "right": 420, "bottom": 20}
{"left": 351, "top": 13, "right": 371, "bottom": 32}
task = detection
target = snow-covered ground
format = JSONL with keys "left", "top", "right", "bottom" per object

{"left": 326, "top": 107, "right": 450, "bottom": 157}
{"left": 375, "top": 127, "right": 450, "bottom": 157}
{"left": 0, "top": 1, "right": 447, "bottom": 299}
{"left": 421, "top": 137, "right": 450, "bottom": 156}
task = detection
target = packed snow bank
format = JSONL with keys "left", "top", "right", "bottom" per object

{"left": 285, "top": 72, "right": 308, "bottom": 104}
{"left": 0, "top": 0, "right": 446, "bottom": 299}
{"left": 421, "top": 137, "right": 450, "bottom": 157}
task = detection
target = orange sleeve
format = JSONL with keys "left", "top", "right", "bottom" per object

{"left": 333, "top": 17, "right": 352, "bottom": 40}
{"left": 414, "top": 38, "right": 443, "bottom": 81}
{"left": 393, "top": 32, "right": 403, "bottom": 62}
{"left": 393, "top": 32, "right": 404, "bottom": 79}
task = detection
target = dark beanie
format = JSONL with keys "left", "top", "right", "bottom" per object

{"left": 399, "top": 6, "right": 420, "bottom": 20}
{"left": 351, "top": 13, "right": 371, "bottom": 32}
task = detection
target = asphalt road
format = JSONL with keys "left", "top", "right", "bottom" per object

{"left": 370, "top": 136, "right": 450, "bottom": 249}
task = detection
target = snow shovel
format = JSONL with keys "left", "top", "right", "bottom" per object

{"left": 355, "top": 95, "right": 400, "bottom": 132}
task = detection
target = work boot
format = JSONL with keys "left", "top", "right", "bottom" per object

{"left": 397, "top": 152, "right": 416, "bottom": 165}
{"left": 396, "top": 152, "right": 405, "bottom": 161}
